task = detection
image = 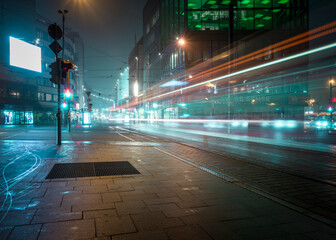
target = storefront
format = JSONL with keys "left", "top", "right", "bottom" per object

{"left": 3, "top": 110, "right": 34, "bottom": 125}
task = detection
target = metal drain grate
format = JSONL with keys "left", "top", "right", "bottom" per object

{"left": 46, "top": 161, "right": 140, "bottom": 179}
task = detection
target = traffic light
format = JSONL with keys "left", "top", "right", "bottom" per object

{"left": 64, "top": 88, "right": 72, "bottom": 99}
{"left": 62, "top": 102, "right": 68, "bottom": 108}
{"left": 61, "top": 60, "right": 74, "bottom": 79}
{"left": 89, "top": 103, "right": 93, "bottom": 112}
{"left": 328, "top": 106, "right": 333, "bottom": 112}
{"left": 49, "top": 61, "right": 59, "bottom": 84}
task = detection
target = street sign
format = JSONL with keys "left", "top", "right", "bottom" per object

{"left": 49, "top": 40, "right": 63, "bottom": 55}
{"left": 48, "top": 23, "right": 62, "bottom": 40}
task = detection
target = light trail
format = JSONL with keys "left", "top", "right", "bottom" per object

{"left": 109, "top": 118, "right": 303, "bottom": 125}
{"left": 0, "top": 150, "right": 28, "bottom": 224}
{"left": 120, "top": 122, "right": 336, "bottom": 154}
{"left": 0, "top": 147, "right": 43, "bottom": 224}
{"left": 0, "top": 150, "right": 29, "bottom": 191}
{"left": 182, "top": 21, "right": 336, "bottom": 84}
{"left": 114, "top": 21, "right": 336, "bottom": 111}
{"left": 144, "top": 41, "right": 336, "bottom": 102}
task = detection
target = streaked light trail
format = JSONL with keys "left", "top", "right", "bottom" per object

{"left": 148, "top": 41, "right": 336, "bottom": 102}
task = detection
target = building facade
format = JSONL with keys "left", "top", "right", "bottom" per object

{"left": 128, "top": 37, "right": 144, "bottom": 100}
{"left": 0, "top": 0, "right": 38, "bottom": 125}
{"left": 0, "top": 0, "right": 84, "bottom": 125}
{"left": 132, "top": 0, "right": 310, "bottom": 120}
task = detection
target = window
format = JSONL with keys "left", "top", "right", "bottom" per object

{"left": 46, "top": 94, "right": 52, "bottom": 101}
{"left": 9, "top": 90, "right": 20, "bottom": 98}
{"left": 38, "top": 92, "right": 44, "bottom": 101}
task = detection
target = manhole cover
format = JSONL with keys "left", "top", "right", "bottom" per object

{"left": 46, "top": 161, "right": 140, "bottom": 179}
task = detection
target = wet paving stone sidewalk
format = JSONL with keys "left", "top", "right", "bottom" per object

{"left": 1, "top": 136, "right": 336, "bottom": 239}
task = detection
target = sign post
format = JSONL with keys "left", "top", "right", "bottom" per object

{"left": 48, "top": 23, "right": 63, "bottom": 145}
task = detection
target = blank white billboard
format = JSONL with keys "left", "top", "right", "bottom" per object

{"left": 10, "top": 36, "right": 41, "bottom": 73}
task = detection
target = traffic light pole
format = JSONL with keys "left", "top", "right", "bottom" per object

{"left": 57, "top": 56, "right": 62, "bottom": 145}
{"left": 68, "top": 71, "right": 71, "bottom": 132}
{"left": 60, "top": 10, "right": 71, "bottom": 132}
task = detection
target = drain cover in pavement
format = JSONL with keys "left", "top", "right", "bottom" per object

{"left": 46, "top": 161, "right": 140, "bottom": 179}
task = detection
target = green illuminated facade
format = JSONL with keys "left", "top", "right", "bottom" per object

{"left": 185, "top": 0, "right": 307, "bottom": 31}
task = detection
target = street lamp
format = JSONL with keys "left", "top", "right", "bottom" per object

{"left": 177, "top": 38, "right": 185, "bottom": 46}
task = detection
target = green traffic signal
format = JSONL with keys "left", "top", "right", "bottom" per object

{"left": 64, "top": 89, "right": 72, "bottom": 98}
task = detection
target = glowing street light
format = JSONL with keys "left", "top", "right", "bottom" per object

{"left": 178, "top": 38, "right": 185, "bottom": 46}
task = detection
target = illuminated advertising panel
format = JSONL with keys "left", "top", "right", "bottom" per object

{"left": 83, "top": 112, "right": 91, "bottom": 125}
{"left": 10, "top": 36, "right": 41, "bottom": 72}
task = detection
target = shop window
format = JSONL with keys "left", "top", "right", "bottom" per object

{"left": 15, "top": 111, "right": 25, "bottom": 125}
{"left": 4, "top": 110, "right": 14, "bottom": 125}
{"left": 25, "top": 112, "right": 34, "bottom": 124}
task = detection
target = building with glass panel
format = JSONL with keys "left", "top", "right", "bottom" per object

{"left": 0, "top": 0, "right": 84, "bottom": 125}
{"left": 134, "top": 0, "right": 309, "bottom": 120}
{"left": 141, "top": 0, "right": 308, "bottom": 89}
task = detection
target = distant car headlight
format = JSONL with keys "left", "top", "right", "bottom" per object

{"left": 322, "top": 121, "right": 328, "bottom": 127}
{"left": 316, "top": 121, "right": 321, "bottom": 126}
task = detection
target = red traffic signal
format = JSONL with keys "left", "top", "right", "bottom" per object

{"left": 61, "top": 61, "right": 74, "bottom": 71}
{"left": 61, "top": 60, "right": 74, "bottom": 79}
{"left": 64, "top": 88, "right": 72, "bottom": 98}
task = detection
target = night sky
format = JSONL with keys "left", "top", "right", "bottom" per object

{"left": 36, "top": 0, "right": 147, "bottom": 97}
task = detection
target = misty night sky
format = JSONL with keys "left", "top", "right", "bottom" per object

{"left": 36, "top": 0, "right": 147, "bottom": 97}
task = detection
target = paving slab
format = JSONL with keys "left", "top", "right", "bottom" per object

{"left": 1, "top": 129, "right": 336, "bottom": 240}
{"left": 38, "top": 219, "right": 95, "bottom": 240}
{"left": 95, "top": 215, "right": 136, "bottom": 236}
{"left": 8, "top": 224, "right": 42, "bottom": 240}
